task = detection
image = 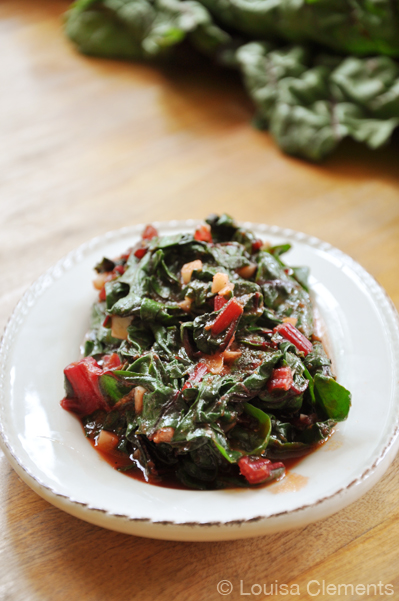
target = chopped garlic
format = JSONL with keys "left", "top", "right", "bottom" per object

{"left": 222, "top": 350, "right": 242, "bottom": 363}
{"left": 134, "top": 386, "right": 146, "bottom": 414}
{"left": 211, "top": 272, "right": 229, "bottom": 294}
{"left": 111, "top": 316, "right": 133, "bottom": 340}
{"left": 181, "top": 260, "right": 203, "bottom": 284}
{"left": 93, "top": 273, "right": 110, "bottom": 290}
{"left": 153, "top": 427, "right": 175, "bottom": 444}
{"left": 283, "top": 316, "right": 298, "bottom": 326}
{"left": 201, "top": 355, "right": 224, "bottom": 374}
{"left": 236, "top": 263, "right": 257, "bottom": 279}
{"left": 179, "top": 297, "right": 193, "bottom": 312}
{"left": 218, "top": 283, "right": 235, "bottom": 297}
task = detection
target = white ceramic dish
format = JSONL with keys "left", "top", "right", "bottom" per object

{"left": 1, "top": 221, "right": 399, "bottom": 542}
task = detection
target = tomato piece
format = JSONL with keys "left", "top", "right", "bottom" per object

{"left": 274, "top": 322, "right": 313, "bottom": 356}
{"left": 102, "top": 353, "right": 121, "bottom": 371}
{"left": 251, "top": 239, "right": 263, "bottom": 253}
{"left": 96, "top": 430, "right": 119, "bottom": 452}
{"left": 113, "top": 264, "right": 125, "bottom": 275}
{"left": 61, "top": 357, "right": 108, "bottom": 416}
{"left": 236, "top": 263, "right": 257, "bottom": 279}
{"left": 153, "top": 427, "right": 175, "bottom": 444}
{"left": 267, "top": 366, "right": 293, "bottom": 392}
{"left": 238, "top": 456, "right": 285, "bottom": 485}
{"left": 214, "top": 295, "right": 228, "bottom": 311}
{"left": 96, "top": 272, "right": 115, "bottom": 301}
{"left": 142, "top": 224, "right": 158, "bottom": 240}
{"left": 98, "top": 286, "right": 107, "bottom": 302}
{"left": 194, "top": 225, "right": 212, "bottom": 243}
{"left": 134, "top": 247, "right": 148, "bottom": 259}
{"left": 211, "top": 297, "right": 243, "bottom": 336}
{"left": 120, "top": 249, "right": 132, "bottom": 261}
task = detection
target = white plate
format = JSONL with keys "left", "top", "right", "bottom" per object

{"left": 1, "top": 221, "right": 399, "bottom": 542}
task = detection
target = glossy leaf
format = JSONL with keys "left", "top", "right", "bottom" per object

{"left": 314, "top": 373, "right": 352, "bottom": 421}
{"left": 243, "top": 403, "right": 272, "bottom": 455}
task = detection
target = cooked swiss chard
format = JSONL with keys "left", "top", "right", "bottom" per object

{"left": 61, "top": 215, "right": 351, "bottom": 489}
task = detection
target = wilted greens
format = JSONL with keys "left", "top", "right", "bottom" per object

{"left": 64, "top": 0, "right": 399, "bottom": 160}
{"left": 61, "top": 216, "right": 351, "bottom": 489}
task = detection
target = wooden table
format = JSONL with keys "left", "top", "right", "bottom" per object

{"left": 1, "top": 2, "right": 399, "bottom": 599}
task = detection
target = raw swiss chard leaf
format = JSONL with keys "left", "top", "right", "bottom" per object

{"left": 66, "top": 0, "right": 230, "bottom": 61}
{"left": 314, "top": 373, "right": 351, "bottom": 421}
{"left": 330, "top": 56, "right": 399, "bottom": 119}
{"left": 237, "top": 42, "right": 399, "bottom": 161}
{"left": 66, "top": 2, "right": 399, "bottom": 160}
{"left": 207, "top": 0, "right": 399, "bottom": 59}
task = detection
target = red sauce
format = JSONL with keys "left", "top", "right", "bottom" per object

{"left": 88, "top": 438, "right": 199, "bottom": 490}
{"left": 83, "top": 311, "right": 335, "bottom": 491}
{"left": 87, "top": 432, "right": 332, "bottom": 491}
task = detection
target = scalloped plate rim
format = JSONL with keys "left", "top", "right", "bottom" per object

{"left": 1, "top": 220, "right": 399, "bottom": 541}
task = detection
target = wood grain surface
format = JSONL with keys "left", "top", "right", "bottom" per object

{"left": 1, "top": 2, "right": 399, "bottom": 600}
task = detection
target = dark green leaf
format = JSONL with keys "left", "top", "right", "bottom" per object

{"left": 242, "top": 403, "right": 272, "bottom": 454}
{"left": 314, "top": 373, "right": 351, "bottom": 421}
{"left": 99, "top": 373, "right": 133, "bottom": 405}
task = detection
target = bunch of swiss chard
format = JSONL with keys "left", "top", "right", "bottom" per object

{"left": 61, "top": 215, "right": 351, "bottom": 489}
{"left": 64, "top": 0, "right": 399, "bottom": 161}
